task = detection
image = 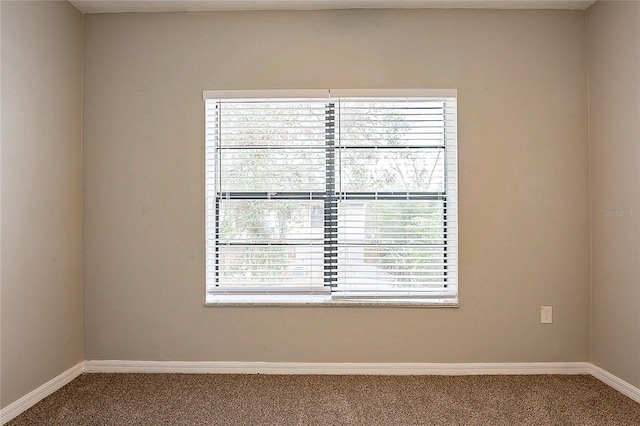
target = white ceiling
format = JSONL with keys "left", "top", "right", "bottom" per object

{"left": 68, "top": 0, "right": 598, "bottom": 14}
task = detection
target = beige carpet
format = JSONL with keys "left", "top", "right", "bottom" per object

{"left": 6, "top": 373, "right": 640, "bottom": 425}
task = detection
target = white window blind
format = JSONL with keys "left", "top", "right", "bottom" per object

{"left": 205, "top": 90, "right": 457, "bottom": 305}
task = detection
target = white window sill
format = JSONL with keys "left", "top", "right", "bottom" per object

{"left": 205, "top": 294, "right": 459, "bottom": 307}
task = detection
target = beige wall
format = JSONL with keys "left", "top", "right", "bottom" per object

{"left": 587, "top": 0, "right": 640, "bottom": 388}
{"left": 82, "top": 9, "right": 590, "bottom": 363}
{"left": 0, "top": 1, "right": 83, "bottom": 408}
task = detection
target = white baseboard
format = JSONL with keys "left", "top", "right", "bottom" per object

{"left": 590, "top": 364, "right": 640, "bottom": 404}
{"left": 83, "top": 360, "right": 640, "bottom": 403}
{"left": 0, "top": 362, "right": 83, "bottom": 425}
{"left": 4, "top": 361, "right": 638, "bottom": 424}
{"left": 83, "top": 360, "right": 591, "bottom": 376}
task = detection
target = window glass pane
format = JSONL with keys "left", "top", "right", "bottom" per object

{"left": 337, "top": 246, "right": 449, "bottom": 288}
{"left": 217, "top": 101, "right": 328, "bottom": 192}
{"left": 218, "top": 200, "right": 324, "bottom": 243}
{"left": 339, "top": 101, "right": 446, "bottom": 147}
{"left": 338, "top": 200, "right": 446, "bottom": 246}
{"left": 220, "top": 101, "right": 327, "bottom": 147}
{"left": 219, "top": 148, "right": 325, "bottom": 192}
{"left": 337, "top": 200, "right": 448, "bottom": 288}
{"left": 218, "top": 245, "right": 324, "bottom": 287}
{"left": 216, "top": 200, "right": 325, "bottom": 287}
{"left": 338, "top": 148, "right": 445, "bottom": 192}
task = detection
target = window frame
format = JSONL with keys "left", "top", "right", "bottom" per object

{"left": 204, "top": 89, "right": 458, "bottom": 307}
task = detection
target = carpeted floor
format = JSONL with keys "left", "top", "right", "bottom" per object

{"left": 6, "top": 373, "right": 640, "bottom": 425}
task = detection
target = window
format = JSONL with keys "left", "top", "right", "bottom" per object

{"left": 205, "top": 89, "right": 457, "bottom": 305}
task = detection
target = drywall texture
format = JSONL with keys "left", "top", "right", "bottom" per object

{"left": 83, "top": 9, "right": 590, "bottom": 363}
{"left": 0, "top": 1, "right": 83, "bottom": 409}
{"left": 587, "top": 1, "right": 640, "bottom": 388}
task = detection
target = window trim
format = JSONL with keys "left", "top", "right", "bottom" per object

{"left": 203, "top": 88, "right": 457, "bottom": 101}
{"left": 204, "top": 89, "right": 458, "bottom": 307}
